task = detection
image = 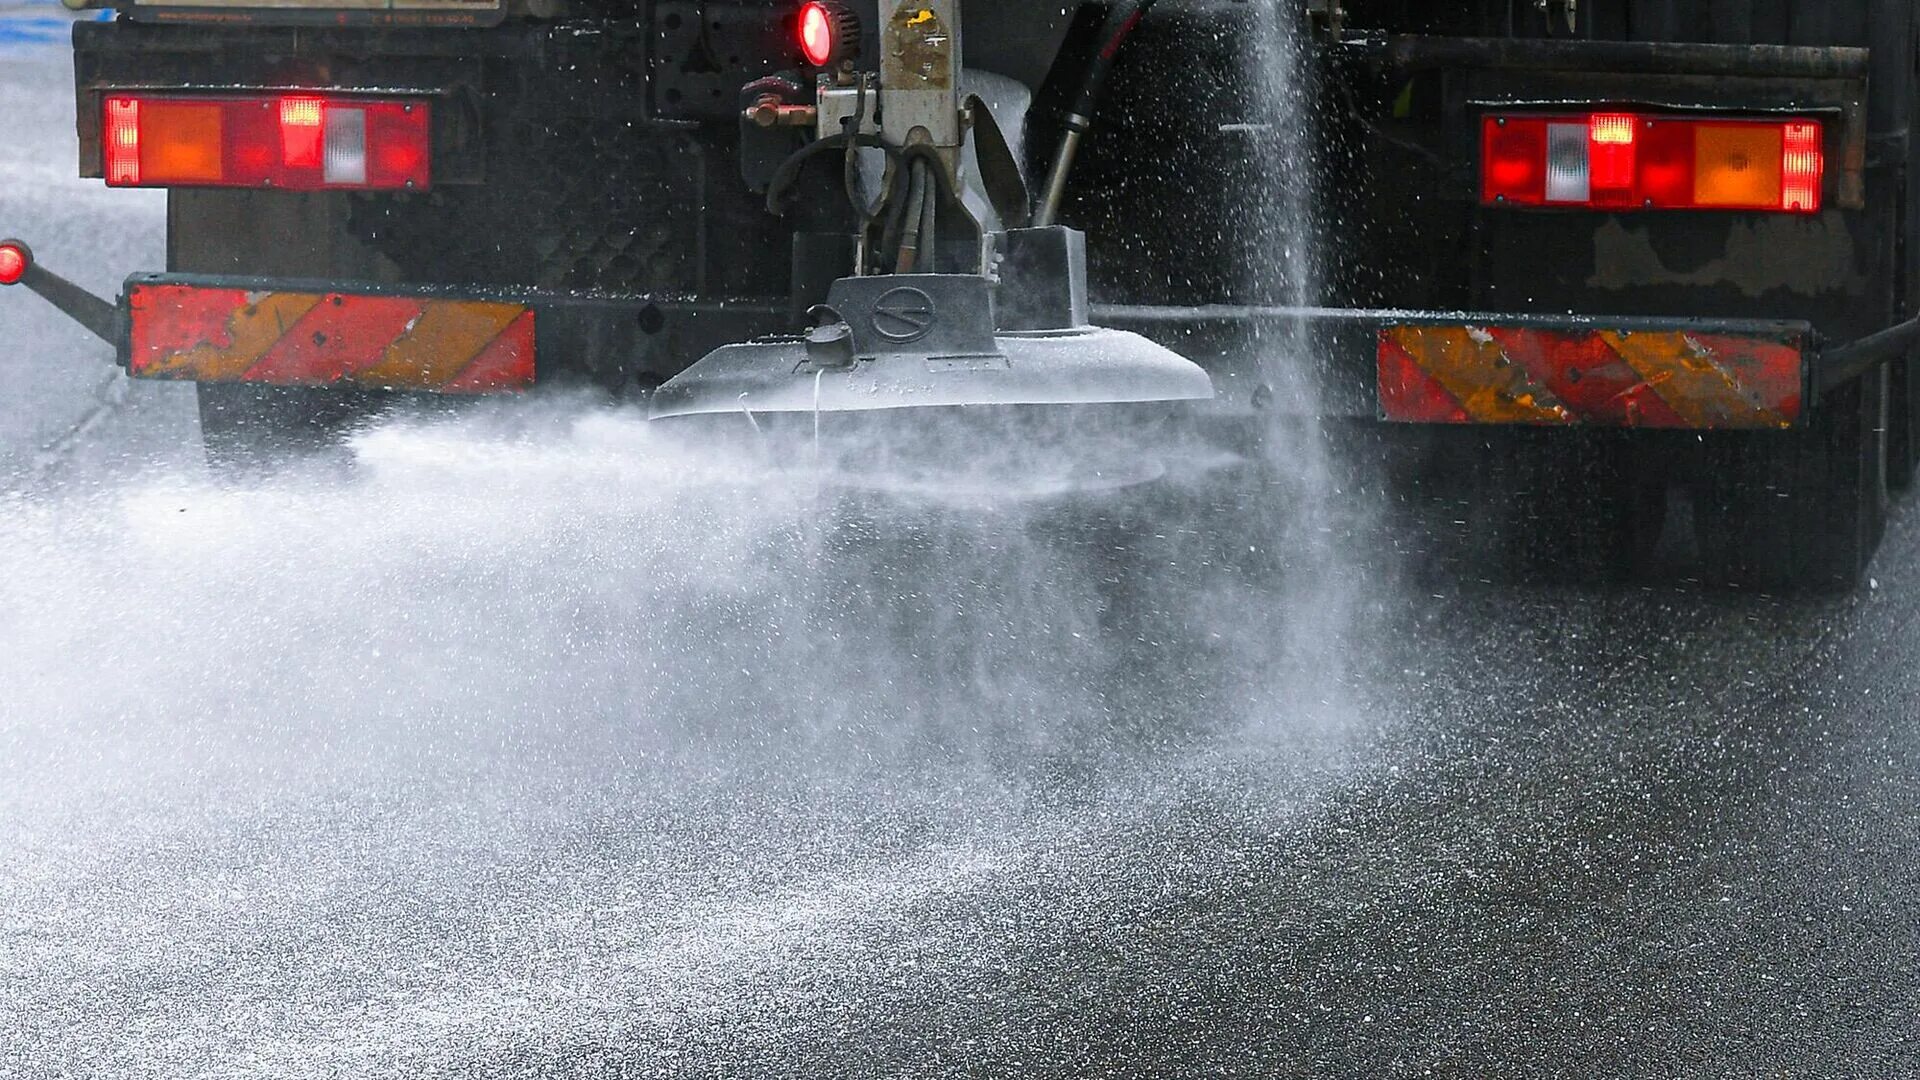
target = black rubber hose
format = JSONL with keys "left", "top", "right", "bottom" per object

{"left": 895, "top": 160, "right": 930, "bottom": 273}
{"left": 765, "top": 131, "right": 897, "bottom": 217}
{"left": 1072, "top": 0, "right": 1160, "bottom": 133}
{"left": 877, "top": 161, "right": 913, "bottom": 273}
{"left": 1036, "top": 0, "right": 1160, "bottom": 226}
{"left": 916, "top": 161, "right": 938, "bottom": 272}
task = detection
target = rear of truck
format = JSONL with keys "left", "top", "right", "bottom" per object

{"left": 9, "top": 0, "right": 1918, "bottom": 589}
{"left": 1084, "top": 1, "right": 1918, "bottom": 589}
{"left": 37, "top": 1, "right": 1214, "bottom": 455}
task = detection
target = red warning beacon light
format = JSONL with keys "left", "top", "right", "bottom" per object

{"left": 797, "top": 1, "right": 860, "bottom": 68}
{"left": 0, "top": 240, "right": 29, "bottom": 286}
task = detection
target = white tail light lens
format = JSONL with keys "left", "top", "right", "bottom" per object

{"left": 1544, "top": 122, "right": 1591, "bottom": 204}
{"left": 323, "top": 108, "right": 368, "bottom": 186}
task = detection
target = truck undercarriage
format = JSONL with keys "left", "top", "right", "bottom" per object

{"left": 6, "top": 0, "right": 1920, "bottom": 589}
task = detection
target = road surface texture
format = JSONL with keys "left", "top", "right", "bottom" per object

{"left": 3, "top": 17, "right": 1917, "bottom": 1079}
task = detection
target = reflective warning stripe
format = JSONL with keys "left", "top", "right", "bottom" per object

{"left": 1379, "top": 326, "right": 1572, "bottom": 425}
{"left": 127, "top": 283, "right": 535, "bottom": 394}
{"left": 1598, "top": 330, "right": 1792, "bottom": 429}
{"left": 1378, "top": 324, "right": 1802, "bottom": 429}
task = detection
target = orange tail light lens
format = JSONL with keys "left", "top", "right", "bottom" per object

{"left": 1693, "top": 123, "right": 1785, "bottom": 209}
{"left": 138, "top": 101, "right": 226, "bottom": 185}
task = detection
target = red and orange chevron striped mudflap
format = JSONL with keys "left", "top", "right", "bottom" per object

{"left": 1096, "top": 305, "right": 1820, "bottom": 430}
{"left": 1377, "top": 319, "right": 1810, "bottom": 429}
{"left": 112, "top": 274, "right": 787, "bottom": 396}
{"left": 125, "top": 277, "right": 539, "bottom": 393}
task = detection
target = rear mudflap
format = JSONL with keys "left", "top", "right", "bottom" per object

{"left": 111, "top": 273, "right": 787, "bottom": 395}
{"left": 1098, "top": 304, "right": 1814, "bottom": 430}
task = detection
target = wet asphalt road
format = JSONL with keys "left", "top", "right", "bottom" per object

{"left": 4, "top": 28, "right": 1919, "bottom": 1079}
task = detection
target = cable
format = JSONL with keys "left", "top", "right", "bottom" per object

{"left": 917, "top": 161, "right": 938, "bottom": 271}
{"left": 765, "top": 130, "right": 897, "bottom": 217}
{"left": 896, "top": 160, "right": 930, "bottom": 273}
{"left": 841, "top": 77, "right": 872, "bottom": 219}
{"left": 877, "top": 161, "right": 913, "bottom": 274}
{"left": 1035, "top": 0, "right": 1160, "bottom": 227}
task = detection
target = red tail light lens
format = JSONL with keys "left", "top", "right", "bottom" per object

{"left": 106, "top": 97, "right": 141, "bottom": 185}
{"left": 1782, "top": 122, "right": 1824, "bottom": 211}
{"left": 279, "top": 96, "right": 325, "bottom": 169}
{"left": 1482, "top": 116, "right": 1548, "bottom": 206}
{"left": 1482, "top": 112, "right": 1824, "bottom": 213}
{"left": 101, "top": 93, "right": 430, "bottom": 191}
{"left": 1586, "top": 113, "right": 1637, "bottom": 205}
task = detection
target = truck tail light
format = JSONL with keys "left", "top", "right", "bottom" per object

{"left": 279, "top": 96, "right": 325, "bottom": 169}
{"left": 1484, "top": 117, "right": 1547, "bottom": 205}
{"left": 1482, "top": 112, "right": 1823, "bottom": 213}
{"left": 1586, "top": 113, "right": 1637, "bottom": 204}
{"left": 106, "top": 97, "right": 141, "bottom": 185}
{"left": 101, "top": 93, "right": 430, "bottom": 192}
{"left": 1782, "top": 123, "right": 1823, "bottom": 211}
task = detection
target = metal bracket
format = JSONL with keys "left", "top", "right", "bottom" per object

{"left": 1534, "top": 0, "right": 1578, "bottom": 35}
{"left": 1306, "top": 0, "right": 1343, "bottom": 38}
{"left": 0, "top": 241, "right": 121, "bottom": 348}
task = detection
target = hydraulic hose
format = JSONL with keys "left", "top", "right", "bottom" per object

{"left": 1034, "top": 0, "right": 1159, "bottom": 227}
{"left": 896, "top": 160, "right": 931, "bottom": 273}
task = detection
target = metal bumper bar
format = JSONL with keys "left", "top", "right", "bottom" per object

{"left": 5, "top": 238, "right": 1903, "bottom": 426}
